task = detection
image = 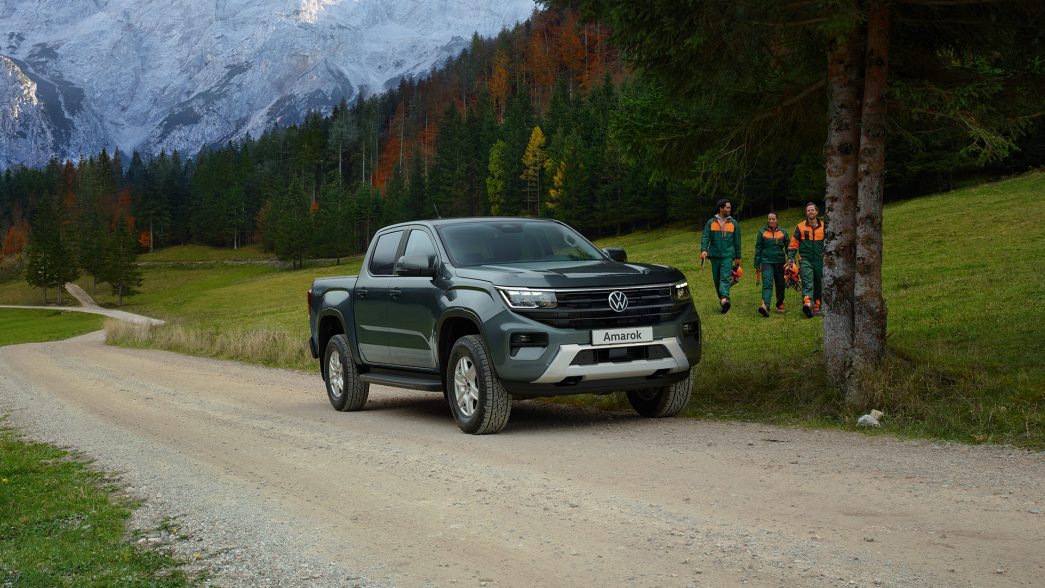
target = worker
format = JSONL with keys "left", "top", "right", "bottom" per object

{"left": 700, "top": 199, "right": 742, "bottom": 313}
{"left": 753, "top": 212, "right": 788, "bottom": 317}
{"left": 787, "top": 202, "right": 825, "bottom": 318}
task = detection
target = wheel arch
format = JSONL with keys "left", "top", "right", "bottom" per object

{"left": 437, "top": 310, "right": 485, "bottom": 381}
{"left": 317, "top": 310, "right": 347, "bottom": 378}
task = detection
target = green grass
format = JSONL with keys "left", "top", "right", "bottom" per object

{"left": 138, "top": 243, "right": 270, "bottom": 262}
{"left": 590, "top": 172, "right": 1045, "bottom": 446}
{"left": 1, "top": 173, "right": 1042, "bottom": 446}
{"left": 0, "top": 310, "right": 103, "bottom": 346}
{"left": 0, "top": 425, "right": 194, "bottom": 586}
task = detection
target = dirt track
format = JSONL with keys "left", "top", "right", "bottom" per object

{"left": 1, "top": 332, "right": 1041, "bottom": 587}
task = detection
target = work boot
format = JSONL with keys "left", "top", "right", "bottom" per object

{"left": 813, "top": 299, "right": 822, "bottom": 316}
{"left": 776, "top": 302, "right": 785, "bottom": 314}
{"left": 720, "top": 297, "right": 731, "bottom": 314}
{"left": 802, "top": 296, "right": 813, "bottom": 318}
{"left": 758, "top": 302, "right": 769, "bottom": 317}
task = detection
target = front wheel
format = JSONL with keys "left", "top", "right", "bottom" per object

{"left": 446, "top": 335, "right": 511, "bottom": 434}
{"left": 324, "top": 334, "right": 369, "bottom": 411}
{"left": 626, "top": 372, "right": 692, "bottom": 417}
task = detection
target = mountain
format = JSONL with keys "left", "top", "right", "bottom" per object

{"left": 0, "top": 0, "right": 536, "bottom": 169}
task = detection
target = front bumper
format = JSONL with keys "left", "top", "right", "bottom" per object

{"left": 531, "top": 336, "right": 690, "bottom": 384}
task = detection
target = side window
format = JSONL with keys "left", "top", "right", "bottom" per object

{"left": 403, "top": 230, "right": 437, "bottom": 264}
{"left": 369, "top": 231, "right": 404, "bottom": 276}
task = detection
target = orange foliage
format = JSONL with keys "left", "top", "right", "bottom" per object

{"left": 376, "top": 102, "right": 407, "bottom": 189}
{"left": 557, "top": 12, "right": 586, "bottom": 88}
{"left": 489, "top": 51, "right": 510, "bottom": 120}
{"left": 2, "top": 223, "right": 28, "bottom": 257}
{"left": 112, "top": 187, "right": 135, "bottom": 232}
{"left": 138, "top": 229, "right": 152, "bottom": 250}
{"left": 526, "top": 26, "right": 556, "bottom": 105}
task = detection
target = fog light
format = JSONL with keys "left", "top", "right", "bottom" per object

{"left": 682, "top": 321, "right": 700, "bottom": 336}
{"left": 510, "top": 333, "right": 548, "bottom": 347}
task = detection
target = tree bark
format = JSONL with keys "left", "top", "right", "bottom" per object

{"left": 822, "top": 22, "right": 863, "bottom": 384}
{"left": 853, "top": 0, "right": 890, "bottom": 387}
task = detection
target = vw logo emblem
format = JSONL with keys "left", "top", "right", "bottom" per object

{"left": 608, "top": 291, "right": 629, "bottom": 312}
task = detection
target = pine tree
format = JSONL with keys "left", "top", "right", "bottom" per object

{"left": 101, "top": 215, "right": 142, "bottom": 306}
{"left": 24, "top": 193, "right": 79, "bottom": 304}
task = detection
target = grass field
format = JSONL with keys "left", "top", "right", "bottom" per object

{"left": 1, "top": 173, "right": 1041, "bottom": 446}
{"left": 0, "top": 310, "right": 103, "bottom": 346}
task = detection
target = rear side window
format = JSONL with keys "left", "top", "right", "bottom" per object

{"left": 403, "top": 230, "right": 438, "bottom": 264}
{"left": 369, "top": 231, "right": 404, "bottom": 275}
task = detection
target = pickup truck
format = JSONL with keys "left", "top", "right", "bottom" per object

{"left": 307, "top": 217, "right": 702, "bottom": 434}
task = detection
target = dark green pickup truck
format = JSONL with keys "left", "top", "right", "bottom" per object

{"left": 308, "top": 217, "right": 702, "bottom": 434}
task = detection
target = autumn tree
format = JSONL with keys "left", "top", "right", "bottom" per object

{"left": 489, "top": 51, "right": 511, "bottom": 122}
{"left": 521, "top": 126, "right": 548, "bottom": 215}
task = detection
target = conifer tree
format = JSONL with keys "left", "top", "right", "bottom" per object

{"left": 24, "top": 193, "right": 79, "bottom": 304}
{"left": 101, "top": 215, "right": 142, "bottom": 306}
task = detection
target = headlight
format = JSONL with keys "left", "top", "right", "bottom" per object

{"left": 497, "top": 287, "right": 557, "bottom": 309}
{"left": 672, "top": 280, "right": 691, "bottom": 302}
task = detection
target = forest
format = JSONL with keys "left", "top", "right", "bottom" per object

{"left": 1, "top": 5, "right": 1042, "bottom": 282}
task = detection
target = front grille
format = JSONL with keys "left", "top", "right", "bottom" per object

{"left": 514, "top": 285, "right": 683, "bottom": 329}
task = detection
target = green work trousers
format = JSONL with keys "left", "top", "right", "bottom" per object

{"left": 710, "top": 258, "right": 733, "bottom": 301}
{"left": 800, "top": 257, "right": 823, "bottom": 303}
{"left": 761, "top": 262, "right": 785, "bottom": 308}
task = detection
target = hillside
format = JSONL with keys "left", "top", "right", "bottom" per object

{"left": 1, "top": 172, "right": 1042, "bottom": 446}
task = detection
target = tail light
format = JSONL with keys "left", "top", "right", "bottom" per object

{"left": 307, "top": 288, "right": 313, "bottom": 319}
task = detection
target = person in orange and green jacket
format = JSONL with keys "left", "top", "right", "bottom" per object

{"left": 787, "top": 202, "right": 825, "bottom": 318}
{"left": 753, "top": 211, "right": 788, "bottom": 317}
{"left": 700, "top": 199, "right": 741, "bottom": 313}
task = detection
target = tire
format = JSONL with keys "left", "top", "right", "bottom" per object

{"left": 626, "top": 371, "right": 692, "bottom": 418}
{"left": 324, "top": 334, "right": 369, "bottom": 411}
{"left": 446, "top": 335, "right": 511, "bottom": 434}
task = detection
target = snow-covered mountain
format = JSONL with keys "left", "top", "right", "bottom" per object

{"left": 0, "top": 0, "right": 536, "bottom": 169}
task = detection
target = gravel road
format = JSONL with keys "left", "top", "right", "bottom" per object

{"left": 1, "top": 332, "right": 1041, "bottom": 587}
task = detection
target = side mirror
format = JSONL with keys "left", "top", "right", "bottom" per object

{"left": 394, "top": 254, "right": 438, "bottom": 277}
{"left": 603, "top": 248, "right": 628, "bottom": 263}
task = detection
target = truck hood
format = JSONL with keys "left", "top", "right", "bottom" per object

{"left": 454, "top": 260, "right": 684, "bottom": 289}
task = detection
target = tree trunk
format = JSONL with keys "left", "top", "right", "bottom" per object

{"left": 852, "top": 0, "right": 890, "bottom": 389}
{"left": 822, "top": 23, "right": 863, "bottom": 384}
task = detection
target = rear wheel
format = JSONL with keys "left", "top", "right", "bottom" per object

{"left": 324, "top": 334, "right": 369, "bottom": 411}
{"left": 626, "top": 371, "right": 692, "bottom": 417}
{"left": 447, "top": 335, "right": 511, "bottom": 434}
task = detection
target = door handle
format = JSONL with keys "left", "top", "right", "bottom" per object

{"left": 389, "top": 287, "right": 402, "bottom": 299}
{"left": 357, "top": 287, "right": 368, "bottom": 299}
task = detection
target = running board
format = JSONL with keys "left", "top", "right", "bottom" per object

{"left": 359, "top": 371, "right": 444, "bottom": 392}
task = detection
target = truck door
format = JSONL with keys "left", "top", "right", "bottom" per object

{"left": 384, "top": 229, "right": 441, "bottom": 370}
{"left": 354, "top": 229, "right": 405, "bottom": 365}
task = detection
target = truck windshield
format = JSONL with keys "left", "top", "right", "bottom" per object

{"left": 438, "top": 221, "right": 605, "bottom": 267}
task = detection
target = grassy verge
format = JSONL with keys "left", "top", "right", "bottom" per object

{"left": 0, "top": 315, "right": 199, "bottom": 586}
{"left": 0, "top": 426, "right": 195, "bottom": 587}
{"left": 6, "top": 174, "right": 1044, "bottom": 447}
{"left": 0, "top": 309, "right": 103, "bottom": 346}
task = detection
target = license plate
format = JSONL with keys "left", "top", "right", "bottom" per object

{"left": 591, "top": 326, "right": 654, "bottom": 346}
